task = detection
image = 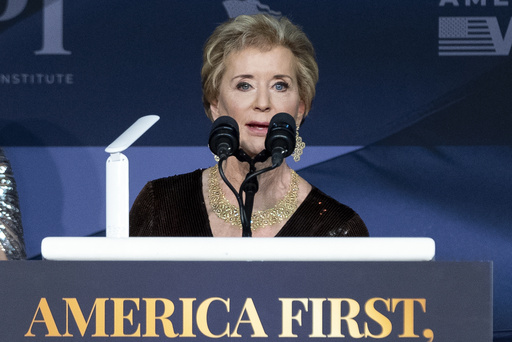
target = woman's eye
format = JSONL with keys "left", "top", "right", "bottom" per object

{"left": 274, "top": 82, "right": 289, "bottom": 91}
{"left": 236, "top": 82, "right": 251, "bottom": 91}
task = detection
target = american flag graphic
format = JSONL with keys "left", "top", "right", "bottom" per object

{"left": 438, "top": 17, "right": 505, "bottom": 56}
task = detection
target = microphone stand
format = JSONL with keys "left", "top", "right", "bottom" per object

{"left": 213, "top": 113, "right": 295, "bottom": 237}
{"left": 235, "top": 150, "right": 273, "bottom": 237}
{"left": 241, "top": 167, "right": 258, "bottom": 237}
{"left": 217, "top": 149, "right": 275, "bottom": 237}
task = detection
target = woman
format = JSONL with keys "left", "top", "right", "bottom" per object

{"left": 130, "top": 14, "right": 368, "bottom": 237}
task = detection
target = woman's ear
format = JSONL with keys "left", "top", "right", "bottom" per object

{"left": 210, "top": 100, "right": 220, "bottom": 121}
{"left": 297, "top": 100, "right": 306, "bottom": 127}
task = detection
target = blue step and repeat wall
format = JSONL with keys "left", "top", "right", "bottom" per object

{"left": 1, "top": 0, "right": 511, "bottom": 331}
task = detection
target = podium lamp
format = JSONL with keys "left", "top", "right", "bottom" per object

{"left": 104, "top": 115, "right": 159, "bottom": 238}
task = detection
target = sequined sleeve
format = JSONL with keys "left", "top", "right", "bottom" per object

{"left": 0, "top": 148, "right": 26, "bottom": 260}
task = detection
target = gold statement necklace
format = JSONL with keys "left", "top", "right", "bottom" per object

{"left": 208, "top": 164, "right": 299, "bottom": 230}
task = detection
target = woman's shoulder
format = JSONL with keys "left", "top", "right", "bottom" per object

{"left": 289, "top": 185, "right": 369, "bottom": 237}
{"left": 307, "top": 186, "right": 355, "bottom": 212}
{"left": 137, "top": 169, "right": 205, "bottom": 203}
{"left": 149, "top": 169, "right": 204, "bottom": 187}
{"left": 130, "top": 169, "right": 209, "bottom": 236}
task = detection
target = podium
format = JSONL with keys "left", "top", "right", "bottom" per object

{"left": 0, "top": 238, "right": 492, "bottom": 341}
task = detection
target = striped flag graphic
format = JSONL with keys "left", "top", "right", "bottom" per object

{"left": 438, "top": 17, "right": 512, "bottom": 56}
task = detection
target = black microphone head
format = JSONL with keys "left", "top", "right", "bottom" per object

{"left": 208, "top": 116, "right": 240, "bottom": 159}
{"left": 265, "top": 113, "right": 296, "bottom": 159}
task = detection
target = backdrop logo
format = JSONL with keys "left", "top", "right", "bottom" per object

{"left": 0, "top": 0, "right": 70, "bottom": 55}
{"left": 222, "top": 0, "right": 281, "bottom": 18}
{"left": 438, "top": 17, "right": 512, "bottom": 55}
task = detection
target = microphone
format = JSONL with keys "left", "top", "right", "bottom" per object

{"left": 209, "top": 116, "right": 240, "bottom": 160}
{"left": 265, "top": 113, "right": 296, "bottom": 167}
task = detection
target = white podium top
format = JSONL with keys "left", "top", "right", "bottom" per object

{"left": 41, "top": 237, "right": 435, "bottom": 261}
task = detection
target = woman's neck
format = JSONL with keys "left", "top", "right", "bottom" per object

{"left": 220, "top": 156, "right": 292, "bottom": 211}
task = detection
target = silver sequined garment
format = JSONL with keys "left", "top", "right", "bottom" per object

{"left": 0, "top": 148, "right": 26, "bottom": 260}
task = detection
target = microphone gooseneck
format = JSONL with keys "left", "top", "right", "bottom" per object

{"left": 264, "top": 112, "right": 297, "bottom": 167}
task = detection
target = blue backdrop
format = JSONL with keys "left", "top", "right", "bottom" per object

{"left": 1, "top": 0, "right": 510, "bottom": 331}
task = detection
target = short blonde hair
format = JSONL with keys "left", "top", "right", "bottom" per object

{"left": 201, "top": 14, "right": 319, "bottom": 121}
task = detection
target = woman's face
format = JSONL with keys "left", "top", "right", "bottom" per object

{"left": 210, "top": 45, "right": 305, "bottom": 158}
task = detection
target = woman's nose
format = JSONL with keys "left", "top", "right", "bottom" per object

{"left": 253, "top": 89, "right": 271, "bottom": 112}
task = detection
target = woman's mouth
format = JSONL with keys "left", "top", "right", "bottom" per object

{"left": 246, "top": 121, "right": 269, "bottom": 135}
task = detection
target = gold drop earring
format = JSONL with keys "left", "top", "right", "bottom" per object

{"left": 292, "top": 128, "right": 305, "bottom": 162}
